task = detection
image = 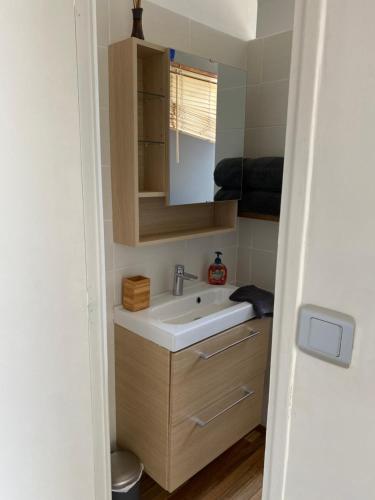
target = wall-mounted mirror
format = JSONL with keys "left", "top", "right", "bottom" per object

{"left": 168, "top": 49, "right": 247, "bottom": 206}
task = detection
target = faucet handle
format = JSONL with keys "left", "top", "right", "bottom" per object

{"left": 175, "top": 264, "right": 185, "bottom": 275}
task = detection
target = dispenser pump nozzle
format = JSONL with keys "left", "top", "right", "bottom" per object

{"left": 215, "top": 251, "right": 223, "bottom": 264}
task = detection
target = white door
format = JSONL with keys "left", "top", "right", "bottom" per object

{"left": 263, "top": 1, "right": 375, "bottom": 499}
{"left": 0, "top": 2, "right": 109, "bottom": 499}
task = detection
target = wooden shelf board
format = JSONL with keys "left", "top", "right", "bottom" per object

{"left": 138, "top": 90, "right": 165, "bottom": 98}
{"left": 138, "top": 225, "right": 235, "bottom": 246}
{"left": 238, "top": 211, "right": 280, "bottom": 222}
{"left": 138, "top": 192, "right": 166, "bottom": 198}
{"left": 138, "top": 139, "right": 165, "bottom": 145}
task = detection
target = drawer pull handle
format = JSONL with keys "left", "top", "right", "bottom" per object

{"left": 197, "top": 329, "right": 260, "bottom": 360}
{"left": 191, "top": 387, "right": 255, "bottom": 428}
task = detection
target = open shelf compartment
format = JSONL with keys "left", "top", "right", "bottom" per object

{"left": 136, "top": 41, "right": 167, "bottom": 195}
{"left": 138, "top": 198, "right": 237, "bottom": 245}
{"left": 138, "top": 141, "right": 166, "bottom": 193}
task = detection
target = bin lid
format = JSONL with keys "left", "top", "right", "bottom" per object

{"left": 111, "top": 450, "right": 143, "bottom": 491}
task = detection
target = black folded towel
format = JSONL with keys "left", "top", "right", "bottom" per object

{"left": 243, "top": 157, "right": 283, "bottom": 192}
{"left": 214, "top": 187, "right": 241, "bottom": 201}
{"left": 230, "top": 285, "right": 274, "bottom": 318}
{"left": 239, "top": 191, "right": 281, "bottom": 216}
{"left": 214, "top": 157, "right": 243, "bottom": 189}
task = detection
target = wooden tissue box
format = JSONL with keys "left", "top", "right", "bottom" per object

{"left": 122, "top": 276, "right": 150, "bottom": 312}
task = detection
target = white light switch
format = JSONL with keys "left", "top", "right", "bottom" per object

{"left": 297, "top": 305, "right": 355, "bottom": 367}
{"left": 308, "top": 318, "right": 342, "bottom": 357}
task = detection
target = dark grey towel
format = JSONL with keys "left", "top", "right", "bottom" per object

{"left": 239, "top": 191, "right": 281, "bottom": 216}
{"left": 243, "top": 157, "right": 283, "bottom": 192}
{"left": 214, "top": 157, "right": 243, "bottom": 189}
{"left": 214, "top": 187, "right": 241, "bottom": 201}
{"left": 230, "top": 285, "right": 274, "bottom": 318}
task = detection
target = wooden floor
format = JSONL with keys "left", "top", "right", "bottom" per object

{"left": 140, "top": 426, "right": 266, "bottom": 500}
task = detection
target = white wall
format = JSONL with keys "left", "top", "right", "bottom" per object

{"left": 257, "top": 0, "right": 295, "bottom": 37}
{"left": 148, "top": 0, "right": 258, "bottom": 40}
{"left": 237, "top": 31, "right": 292, "bottom": 292}
{"left": 237, "top": 218, "right": 279, "bottom": 291}
{"left": 96, "top": 0, "right": 247, "bottom": 445}
{"left": 245, "top": 31, "right": 292, "bottom": 159}
{"left": 0, "top": 2, "right": 103, "bottom": 499}
{"left": 264, "top": 1, "right": 375, "bottom": 499}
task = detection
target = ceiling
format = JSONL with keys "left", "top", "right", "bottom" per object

{"left": 147, "top": 0, "right": 258, "bottom": 40}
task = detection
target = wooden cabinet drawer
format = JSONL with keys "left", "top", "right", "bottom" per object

{"left": 170, "top": 318, "right": 271, "bottom": 425}
{"left": 169, "top": 372, "right": 265, "bottom": 491}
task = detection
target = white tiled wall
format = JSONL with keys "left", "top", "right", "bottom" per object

{"left": 237, "top": 218, "right": 279, "bottom": 291}
{"left": 244, "top": 31, "right": 292, "bottom": 158}
{"left": 237, "top": 31, "right": 293, "bottom": 292}
{"left": 96, "top": 0, "right": 247, "bottom": 446}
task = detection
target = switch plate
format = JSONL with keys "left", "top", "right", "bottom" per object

{"left": 297, "top": 305, "right": 355, "bottom": 367}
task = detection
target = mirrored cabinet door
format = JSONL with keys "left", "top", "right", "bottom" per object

{"left": 168, "top": 49, "right": 247, "bottom": 206}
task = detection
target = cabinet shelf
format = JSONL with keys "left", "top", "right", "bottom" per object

{"left": 138, "top": 191, "right": 166, "bottom": 198}
{"left": 138, "top": 225, "right": 234, "bottom": 246}
{"left": 138, "top": 139, "right": 165, "bottom": 145}
{"left": 138, "top": 198, "right": 237, "bottom": 246}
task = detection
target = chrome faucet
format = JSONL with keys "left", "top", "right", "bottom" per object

{"left": 173, "top": 264, "right": 198, "bottom": 296}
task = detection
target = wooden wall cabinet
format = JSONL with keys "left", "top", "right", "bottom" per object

{"left": 115, "top": 318, "right": 271, "bottom": 492}
{"left": 109, "top": 37, "right": 237, "bottom": 246}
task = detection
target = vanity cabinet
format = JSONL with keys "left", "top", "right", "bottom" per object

{"left": 115, "top": 318, "right": 271, "bottom": 492}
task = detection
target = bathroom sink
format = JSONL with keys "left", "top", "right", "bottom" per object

{"left": 114, "top": 282, "right": 255, "bottom": 351}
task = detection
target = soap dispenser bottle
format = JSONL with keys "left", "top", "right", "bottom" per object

{"left": 208, "top": 251, "right": 227, "bottom": 285}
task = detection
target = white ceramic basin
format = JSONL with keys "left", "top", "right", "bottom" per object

{"left": 114, "top": 282, "right": 255, "bottom": 351}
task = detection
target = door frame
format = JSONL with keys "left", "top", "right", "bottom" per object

{"left": 73, "top": 0, "right": 330, "bottom": 498}
{"left": 262, "top": 1, "right": 327, "bottom": 498}
{"left": 75, "top": 0, "right": 111, "bottom": 498}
